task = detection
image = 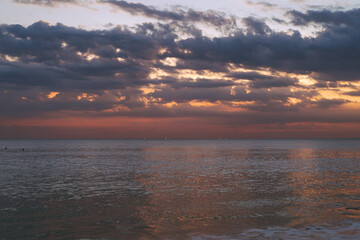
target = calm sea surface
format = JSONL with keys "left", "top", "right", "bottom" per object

{"left": 0, "top": 139, "right": 360, "bottom": 239}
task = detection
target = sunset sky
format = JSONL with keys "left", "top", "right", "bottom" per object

{"left": 1, "top": 0, "right": 360, "bottom": 138}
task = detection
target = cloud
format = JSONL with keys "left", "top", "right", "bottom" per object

{"left": 0, "top": 6, "right": 359, "bottom": 129}
{"left": 177, "top": 10, "right": 360, "bottom": 81}
{"left": 311, "top": 98, "right": 350, "bottom": 108}
{"left": 2, "top": 13, "right": 359, "bottom": 91}
{"left": 147, "top": 85, "right": 313, "bottom": 109}
{"left": 344, "top": 90, "right": 360, "bottom": 96}
{"left": 13, "top": 0, "right": 78, "bottom": 6}
{"left": 245, "top": 1, "right": 278, "bottom": 9}
{"left": 0, "top": 21, "right": 177, "bottom": 92}
{"left": 168, "top": 78, "right": 235, "bottom": 89}
{"left": 101, "top": 0, "right": 237, "bottom": 29}
{"left": 226, "top": 71, "right": 299, "bottom": 88}
{"left": 242, "top": 17, "right": 272, "bottom": 35}
{"left": 13, "top": 0, "right": 237, "bottom": 30}
{"left": 288, "top": 8, "right": 360, "bottom": 28}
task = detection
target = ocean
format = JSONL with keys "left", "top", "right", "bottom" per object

{"left": 0, "top": 139, "right": 360, "bottom": 239}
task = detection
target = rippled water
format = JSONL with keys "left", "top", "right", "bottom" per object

{"left": 0, "top": 139, "right": 360, "bottom": 239}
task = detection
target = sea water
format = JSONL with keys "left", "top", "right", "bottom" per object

{"left": 0, "top": 139, "right": 360, "bottom": 239}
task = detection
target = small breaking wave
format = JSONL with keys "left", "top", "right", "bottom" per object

{"left": 191, "top": 221, "right": 360, "bottom": 240}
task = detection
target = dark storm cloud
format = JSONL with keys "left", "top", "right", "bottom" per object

{"left": 0, "top": 21, "right": 175, "bottom": 62}
{"left": 249, "top": 77, "right": 298, "bottom": 89}
{"left": 310, "top": 70, "right": 360, "bottom": 82}
{"left": 0, "top": 60, "right": 152, "bottom": 91}
{"left": 0, "top": 91, "right": 116, "bottom": 118}
{"left": 168, "top": 79, "right": 235, "bottom": 89}
{"left": 0, "top": 85, "right": 154, "bottom": 118}
{"left": 101, "top": 0, "right": 237, "bottom": 29}
{"left": 1, "top": 7, "right": 359, "bottom": 122}
{"left": 311, "top": 81, "right": 339, "bottom": 88}
{"left": 226, "top": 71, "right": 273, "bottom": 80}
{"left": 272, "top": 17, "right": 286, "bottom": 24}
{"left": 288, "top": 8, "right": 360, "bottom": 28}
{"left": 2, "top": 12, "right": 359, "bottom": 86}
{"left": 242, "top": 17, "right": 272, "bottom": 35}
{"left": 344, "top": 91, "right": 360, "bottom": 96}
{"left": 148, "top": 86, "right": 234, "bottom": 103}
{"left": 49, "top": 100, "right": 360, "bottom": 125}
{"left": 226, "top": 71, "right": 299, "bottom": 88}
{"left": 178, "top": 13, "right": 360, "bottom": 81}
{"left": 0, "top": 21, "right": 177, "bottom": 92}
{"left": 13, "top": 0, "right": 237, "bottom": 29}
{"left": 311, "top": 98, "right": 350, "bottom": 108}
{"left": 147, "top": 85, "right": 313, "bottom": 105}
{"left": 172, "top": 59, "right": 230, "bottom": 72}
{"left": 9, "top": 3, "right": 360, "bottom": 84}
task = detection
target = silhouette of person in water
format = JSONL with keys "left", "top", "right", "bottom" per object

{"left": 4, "top": 147, "right": 7, "bottom": 150}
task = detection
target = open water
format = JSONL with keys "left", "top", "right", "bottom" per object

{"left": 0, "top": 139, "right": 360, "bottom": 239}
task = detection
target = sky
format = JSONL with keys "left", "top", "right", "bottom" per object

{"left": 0, "top": 0, "right": 360, "bottom": 139}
